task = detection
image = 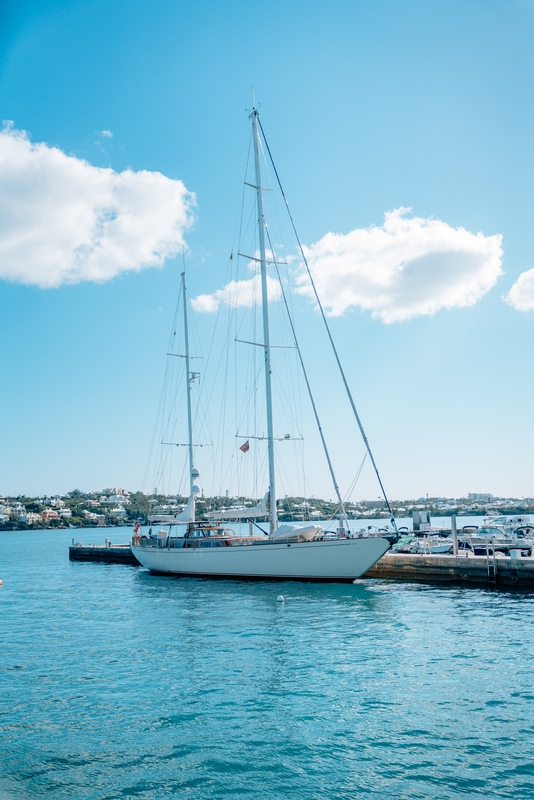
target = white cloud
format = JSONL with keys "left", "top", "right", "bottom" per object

{"left": 101, "top": 130, "right": 113, "bottom": 138}
{"left": 297, "top": 208, "right": 503, "bottom": 323}
{"left": 504, "top": 269, "right": 534, "bottom": 312}
{"left": 191, "top": 274, "right": 282, "bottom": 313}
{"left": 0, "top": 122, "right": 194, "bottom": 288}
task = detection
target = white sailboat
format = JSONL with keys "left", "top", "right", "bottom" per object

{"left": 131, "top": 106, "right": 391, "bottom": 581}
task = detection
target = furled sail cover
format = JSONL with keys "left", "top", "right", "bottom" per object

{"left": 148, "top": 494, "right": 195, "bottom": 525}
{"left": 205, "top": 492, "right": 269, "bottom": 520}
{"left": 270, "top": 524, "right": 321, "bottom": 542}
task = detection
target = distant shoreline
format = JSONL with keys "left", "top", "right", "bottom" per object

{"left": 3, "top": 507, "right": 534, "bottom": 533}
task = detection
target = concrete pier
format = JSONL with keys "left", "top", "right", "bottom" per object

{"left": 365, "top": 552, "right": 534, "bottom": 588}
{"left": 69, "top": 543, "right": 138, "bottom": 565}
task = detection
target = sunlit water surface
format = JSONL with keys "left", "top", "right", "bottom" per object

{"left": 1, "top": 527, "right": 534, "bottom": 799}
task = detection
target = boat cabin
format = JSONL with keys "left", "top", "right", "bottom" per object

{"left": 182, "top": 526, "right": 236, "bottom": 547}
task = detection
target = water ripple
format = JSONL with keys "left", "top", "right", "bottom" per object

{"left": 1, "top": 529, "right": 534, "bottom": 798}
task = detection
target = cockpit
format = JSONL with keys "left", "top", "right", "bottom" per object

{"left": 182, "top": 526, "right": 236, "bottom": 547}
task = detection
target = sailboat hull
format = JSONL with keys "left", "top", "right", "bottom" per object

{"left": 131, "top": 537, "right": 390, "bottom": 582}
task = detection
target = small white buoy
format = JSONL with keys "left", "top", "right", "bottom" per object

{"left": 277, "top": 595, "right": 284, "bottom": 603}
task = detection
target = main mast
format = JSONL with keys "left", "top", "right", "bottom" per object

{"left": 250, "top": 107, "right": 277, "bottom": 535}
{"left": 182, "top": 269, "right": 195, "bottom": 497}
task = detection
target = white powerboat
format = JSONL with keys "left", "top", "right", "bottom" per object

{"left": 459, "top": 520, "right": 534, "bottom": 556}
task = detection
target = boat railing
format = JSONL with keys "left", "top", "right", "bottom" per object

{"left": 132, "top": 531, "right": 387, "bottom": 550}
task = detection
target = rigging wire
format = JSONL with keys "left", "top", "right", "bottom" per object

{"left": 344, "top": 451, "right": 368, "bottom": 505}
{"left": 142, "top": 277, "right": 187, "bottom": 496}
{"left": 192, "top": 139, "right": 253, "bottom": 496}
{"left": 258, "top": 116, "right": 397, "bottom": 532}
{"left": 264, "top": 224, "right": 352, "bottom": 532}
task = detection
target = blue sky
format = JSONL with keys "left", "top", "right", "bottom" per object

{"left": 1, "top": 0, "right": 534, "bottom": 500}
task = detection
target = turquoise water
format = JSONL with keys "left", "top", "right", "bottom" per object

{"left": 1, "top": 528, "right": 534, "bottom": 799}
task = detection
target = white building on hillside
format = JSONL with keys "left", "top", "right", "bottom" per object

{"left": 100, "top": 495, "right": 131, "bottom": 505}
{"left": 109, "top": 507, "right": 127, "bottom": 518}
{"left": 49, "top": 497, "right": 65, "bottom": 508}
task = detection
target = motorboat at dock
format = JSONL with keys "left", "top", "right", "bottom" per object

{"left": 458, "top": 515, "right": 534, "bottom": 556}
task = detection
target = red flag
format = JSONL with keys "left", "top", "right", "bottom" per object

{"left": 239, "top": 440, "right": 250, "bottom": 453}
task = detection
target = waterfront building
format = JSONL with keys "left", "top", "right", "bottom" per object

{"left": 109, "top": 507, "right": 127, "bottom": 518}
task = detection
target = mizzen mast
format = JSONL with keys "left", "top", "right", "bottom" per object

{"left": 182, "top": 269, "right": 196, "bottom": 497}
